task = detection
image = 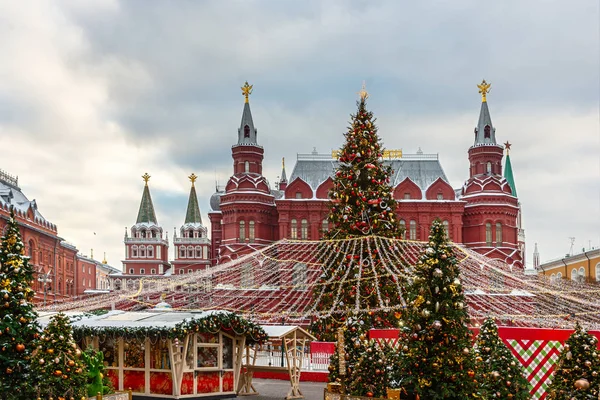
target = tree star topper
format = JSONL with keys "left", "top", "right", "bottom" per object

{"left": 358, "top": 81, "right": 369, "bottom": 101}
{"left": 241, "top": 81, "right": 253, "bottom": 103}
{"left": 477, "top": 79, "right": 491, "bottom": 102}
{"left": 142, "top": 173, "right": 151, "bottom": 185}
{"left": 189, "top": 173, "right": 198, "bottom": 186}
{"left": 504, "top": 141, "right": 512, "bottom": 155}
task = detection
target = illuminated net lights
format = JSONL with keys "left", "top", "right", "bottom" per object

{"left": 40, "top": 237, "right": 600, "bottom": 329}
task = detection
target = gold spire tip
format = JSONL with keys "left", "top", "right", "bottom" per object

{"left": 504, "top": 141, "right": 512, "bottom": 155}
{"left": 189, "top": 173, "right": 198, "bottom": 187}
{"left": 358, "top": 81, "right": 369, "bottom": 101}
{"left": 477, "top": 79, "right": 491, "bottom": 102}
{"left": 241, "top": 81, "right": 253, "bottom": 103}
{"left": 142, "top": 173, "right": 151, "bottom": 185}
{"left": 281, "top": 157, "right": 285, "bottom": 169}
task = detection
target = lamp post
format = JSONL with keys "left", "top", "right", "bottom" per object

{"left": 280, "top": 311, "right": 287, "bottom": 367}
{"left": 37, "top": 272, "right": 52, "bottom": 306}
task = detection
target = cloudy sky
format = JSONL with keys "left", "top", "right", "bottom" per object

{"left": 0, "top": 0, "right": 598, "bottom": 269}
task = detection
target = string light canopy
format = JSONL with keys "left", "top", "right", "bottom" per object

{"left": 40, "top": 237, "right": 600, "bottom": 329}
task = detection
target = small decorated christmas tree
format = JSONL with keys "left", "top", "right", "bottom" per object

{"left": 347, "top": 339, "right": 390, "bottom": 397}
{"left": 30, "top": 313, "right": 87, "bottom": 399}
{"left": 546, "top": 322, "right": 600, "bottom": 399}
{"left": 475, "top": 318, "right": 530, "bottom": 399}
{"left": 0, "top": 209, "right": 39, "bottom": 397}
{"left": 397, "top": 220, "right": 480, "bottom": 399}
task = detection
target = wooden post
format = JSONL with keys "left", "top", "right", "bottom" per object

{"left": 96, "top": 393, "right": 102, "bottom": 400}
{"left": 128, "top": 388, "right": 133, "bottom": 400}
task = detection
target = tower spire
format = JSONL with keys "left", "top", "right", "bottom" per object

{"left": 503, "top": 142, "right": 517, "bottom": 197}
{"left": 279, "top": 157, "right": 288, "bottom": 190}
{"left": 184, "top": 173, "right": 202, "bottom": 224}
{"left": 238, "top": 81, "right": 258, "bottom": 144}
{"left": 136, "top": 173, "right": 158, "bottom": 224}
{"left": 473, "top": 79, "right": 496, "bottom": 145}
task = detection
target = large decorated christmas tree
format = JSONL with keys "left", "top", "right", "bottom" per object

{"left": 309, "top": 87, "right": 405, "bottom": 392}
{"left": 475, "top": 318, "right": 530, "bottom": 399}
{"left": 30, "top": 313, "right": 87, "bottom": 399}
{"left": 0, "top": 209, "right": 39, "bottom": 398}
{"left": 397, "top": 220, "right": 480, "bottom": 399}
{"left": 546, "top": 322, "right": 600, "bottom": 399}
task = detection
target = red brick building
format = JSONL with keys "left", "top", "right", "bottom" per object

{"left": 207, "top": 82, "right": 525, "bottom": 268}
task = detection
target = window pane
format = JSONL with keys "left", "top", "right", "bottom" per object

{"left": 99, "top": 335, "right": 119, "bottom": 367}
{"left": 124, "top": 338, "right": 145, "bottom": 368}
{"left": 150, "top": 338, "right": 171, "bottom": 370}
{"left": 222, "top": 336, "right": 233, "bottom": 369}
{"left": 197, "top": 347, "right": 218, "bottom": 368}
{"left": 197, "top": 333, "right": 218, "bottom": 344}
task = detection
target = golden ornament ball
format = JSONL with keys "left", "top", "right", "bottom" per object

{"left": 574, "top": 378, "right": 590, "bottom": 390}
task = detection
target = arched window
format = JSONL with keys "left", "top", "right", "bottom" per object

{"left": 409, "top": 220, "right": 417, "bottom": 240}
{"left": 239, "top": 220, "right": 246, "bottom": 242}
{"left": 179, "top": 247, "right": 186, "bottom": 258}
{"left": 322, "top": 219, "right": 329, "bottom": 234}
{"left": 485, "top": 223, "right": 492, "bottom": 246}
{"left": 28, "top": 240, "right": 35, "bottom": 262}
{"left": 290, "top": 219, "right": 298, "bottom": 239}
{"left": 486, "top": 162, "right": 492, "bottom": 174}
{"left": 179, "top": 269, "right": 184, "bottom": 274}
{"left": 571, "top": 269, "right": 578, "bottom": 281}
{"left": 496, "top": 223, "right": 502, "bottom": 246}
{"left": 244, "top": 161, "right": 250, "bottom": 173}
{"left": 132, "top": 245, "right": 138, "bottom": 258}
{"left": 244, "top": 125, "right": 250, "bottom": 138}
{"left": 195, "top": 246, "right": 202, "bottom": 258}
{"left": 579, "top": 267, "right": 585, "bottom": 282}
{"left": 188, "top": 269, "right": 193, "bottom": 274}
{"left": 484, "top": 125, "right": 491, "bottom": 139}
{"left": 147, "top": 245, "right": 154, "bottom": 258}
{"left": 557, "top": 272, "right": 562, "bottom": 280}
{"left": 187, "top": 246, "right": 193, "bottom": 258}
{"left": 241, "top": 264, "right": 254, "bottom": 288}
{"left": 140, "top": 246, "right": 146, "bottom": 258}
{"left": 249, "top": 220, "right": 255, "bottom": 242}
{"left": 293, "top": 263, "right": 307, "bottom": 290}
{"left": 550, "top": 273, "right": 556, "bottom": 283}
{"left": 399, "top": 220, "right": 406, "bottom": 239}
{"left": 82, "top": 278, "right": 85, "bottom": 287}
{"left": 129, "top": 268, "right": 134, "bottom": 274}
{"left": 301, "top": 219, "right": 308, "bottom": 240}
{"left": 596, "top": 263, "right": 600, "bottom": 282}
{"left": 151, "top": 269, "right": 156, "bottom": 274}
{"left": 443, "top": 220, "right": 449, "bottom": 238}
{"left": 140, "top": 268, "right": 145, "bottom": 274}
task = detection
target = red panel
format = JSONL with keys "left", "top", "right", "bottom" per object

{"left": 310, "top": 341, "right": 336, "bottom": 353}
{"left": 123, "top": 370, "right": 145, "bottom": 393}
{"left": 223, "top": 371, "right": 234, "bottom": 392}
{"left": 105, "top": 368, "right": 119, "bottom": 390}
{"left": 197, "top": 371, "right": 220, "bottom": 393}
{"left": 150, "top": 371, "right": 173, "bottom": 395}
{"left": 181, "top": 372, "right": 194, "bottom": 395}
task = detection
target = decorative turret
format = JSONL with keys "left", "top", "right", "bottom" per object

{"left": 238, "top": 81, "right": 258, "bottom": 145}
{"left": 123, "top": 173, "right": 170, "bottom": 276}
{"left": 279, "top": 157, "right": 288, "bottom": 190}
{"left": 136, "top": 173, "right": 158, "bottom": 224}
{"left": 533, "top": 243, "right": 540, "bottom": 270}
{"left": 468, "top": 80, "right": 504, "bottom": 178}
{"left": 172, "top": 173, "right": 211, "bottom": 273}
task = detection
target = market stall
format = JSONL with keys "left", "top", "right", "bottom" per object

{"left": 38, "top": 310, "right": 267, "bottom": 399}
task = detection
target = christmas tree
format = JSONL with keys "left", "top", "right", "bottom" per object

{"left": 546, "top": 322, "right": 600, "bottom": 399}
{"left": 0, "top": 209, "right": 39, "bottom": 397}
{"left": 475, "top": 318, "right": 530, "bottom": 399}
{"left": 310, "top": 87, "right": 405, "bottom": 341}
{"left": 397, "top": 220, "right": 480, "bottom": 399}
{"left": 30, "top": 313, "right": 87, "bottom": 399}
{"left": 309, "top": 88, "right": 405, "bottom": 393}
{"left": 347, "top": 339, "right": 391, "bottom": 397}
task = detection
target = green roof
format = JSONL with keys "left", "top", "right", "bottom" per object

{"left": 504, "top": 154, "right": 517, "bottom": 197}
{"left": 185, "top": 185, "right": 202, "bottom": 224}
{"left": 136, "top": 184, "right": 158, "bottom": 224}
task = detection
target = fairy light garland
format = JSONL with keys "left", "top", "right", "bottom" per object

{"left": 39, "top": 236, "right": 600, "bottom": 329}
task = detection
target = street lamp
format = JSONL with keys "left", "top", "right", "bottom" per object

{"left": 37, "top": 272, "right": 52, "bottom": 306}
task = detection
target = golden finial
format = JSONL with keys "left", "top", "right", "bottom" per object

{"left": 189, "top": 173, "right": 198, "bottom": 187}
{"left": 504, "top": 141, "right": 512, "bottom": 155}
{"left": 357, "top": 81, "right": 369, "bottom": 101}
{"left": 142, "top": 173, "right": 151, "bottom": 185}
{"left": 477, "top": 79, "right": 491, "bottom": 102}
{"left": 102, "top": 252, "right": 107, "bottom": 264}
{"left": 241, "top": 81, "right": 253, "bottom": 103}
{"left": 281, "top": 157, "right": 285, "bottom": 169}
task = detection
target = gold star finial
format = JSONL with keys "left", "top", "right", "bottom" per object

{"left": 189, "top": 173, "right": 198, "bottom": 187}
{"left": 477, "top": 79, "right": 491, "bottom": 102}
{"left": 241, "top": 81, "right": 253, "bottom": 103}
{"left": 358, "top": 81, "right": 369, "bottom": 101}
{"left": 142, "top": 173, "right": 151, "bottom": 185}
{"left": 504, "top": 141, "right": 512, "bottom": 155}
{"left": 282, "top": 157, "right": 285, "bottom": 169}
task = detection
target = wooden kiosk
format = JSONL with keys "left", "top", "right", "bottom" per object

{"left": 238, "top": 325, "right": 316, "bottom": 400}
{"left": 38, "top": 310, "right": 267, "bottom": 399}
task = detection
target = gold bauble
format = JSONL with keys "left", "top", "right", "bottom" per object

{"left": 574, "top": 378, "right": 590, "bottom": 390}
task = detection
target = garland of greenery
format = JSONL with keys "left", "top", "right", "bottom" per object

{"left": 72, "top": 312, "right": 268, "bottom": 344}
